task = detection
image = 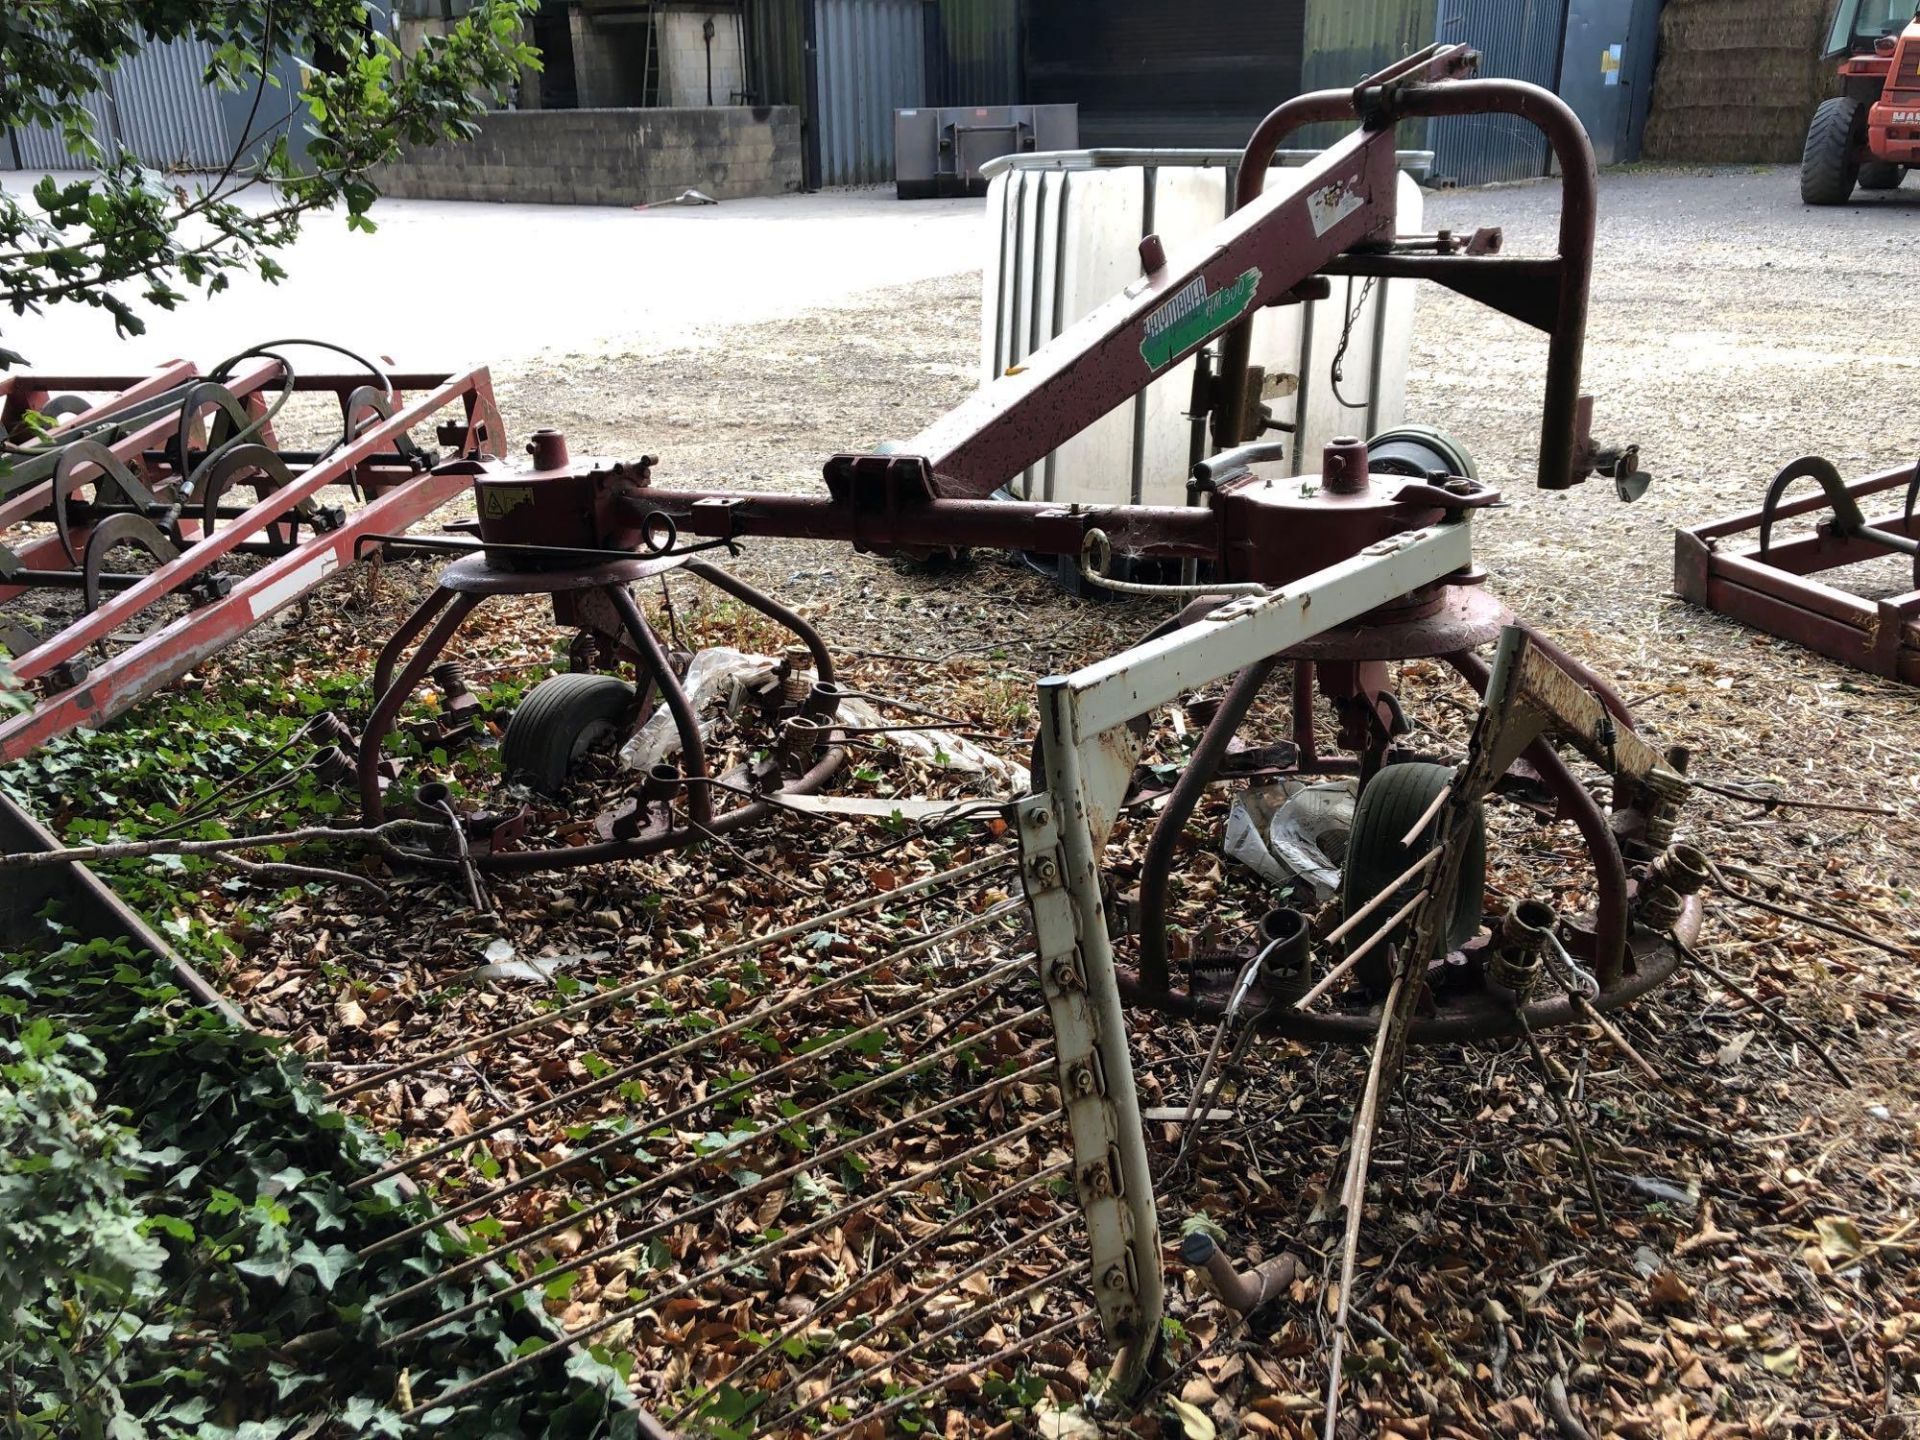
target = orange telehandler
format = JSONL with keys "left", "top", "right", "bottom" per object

{"left": 1802, "top": 0, "right": 1920, "bottom": 203}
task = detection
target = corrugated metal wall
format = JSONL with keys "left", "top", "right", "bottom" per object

{"left": 925, "top": 0, "right": 1022, "bottom": 106}
{"left": 107, "top": 37, "right": 236, "bottom": 167}
{"left": 1429, "top": 0, "right": 1569, "bottom": 184}
{"left": 4, "top": 35, "right": 304, "bottom": 173}
{"left": 813, "top": 0, "right": 928, "bottom": 185}
{"left": 748, "top": 0, "right": 813, "bottom": 113}
{"left": 1297, "top": 0, "right": 1437, "bottom": 149}
{"left": 747, "top": 0, "right": 1021, "bottom": 187}
{"left": 7, "top": 90, "right": 117, "bottom": 172}
{"left": 1026, "top": 0, "right": 1306, "bottom": 148}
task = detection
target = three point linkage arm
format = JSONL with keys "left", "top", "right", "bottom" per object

{"left": 615, "top": 45, "right": 1636, "bottom": 584}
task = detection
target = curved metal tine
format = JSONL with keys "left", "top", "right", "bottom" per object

{"left": 81, "top": 513, "right": 181, "bottom": 614}
{"left": 190, "top": 441, "right": 299, "bottom": 542}
{"left": 341, "top": 383, "right": 394, "bottom": 442}
{"left": 37, "top": 395, "right": 91, "bottom": 424}
{"left": 1757, "top": 455, "right": 1863, "bottom": 559}
{"left": 49, "top": 440, "right": 164, "bottom": 568}
{"left": 1905, "top": 456, "right": 1920, "bottom": 530}
{"left": 340, "top": 385, "right": 397, "bottom": 497}
{"left": 171, "top": 380, "right": 255, "bottom": 483}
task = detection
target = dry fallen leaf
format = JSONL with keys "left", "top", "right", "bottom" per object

{"left": 1166, "top": 1397, "right": 1215, "bottom": 1440}
{"left": 1814, "top": 1214, "right": 1865, "bottom": 1263}
{"left": 1647, "top": 1266, "right": 1694, "bottom": 1311}
{"left": 1033, "top": 1401, "right": 1100, "bottom": 1440}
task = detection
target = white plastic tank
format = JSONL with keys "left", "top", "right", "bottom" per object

{"left": 980, "top": 147, "right": 1431, "bottom": 508}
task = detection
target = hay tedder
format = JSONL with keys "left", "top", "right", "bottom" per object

{"left": 4, "top": 44, "right": 1746, "bottom": 1438}
{"left": 254, "top": 44, "right": 1731, "bottom": 1432}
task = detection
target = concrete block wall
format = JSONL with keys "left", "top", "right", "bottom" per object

{"left": 374, "top": 106, "right": 802, "bottom": 207}
{"left": 658, "top": 11, "right": 747, "bottom": 108}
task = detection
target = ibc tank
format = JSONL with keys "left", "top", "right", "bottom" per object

{"left": 980, "top": 147, "right": 1433, "bottom": 508}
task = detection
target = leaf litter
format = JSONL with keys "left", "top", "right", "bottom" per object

{"left": 8, "top": 209, "right": 1920, "bottom": 1437}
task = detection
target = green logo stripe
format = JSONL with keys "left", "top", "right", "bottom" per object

{"left": 1140, "top": 268, "right": 1262, "bottom": 372}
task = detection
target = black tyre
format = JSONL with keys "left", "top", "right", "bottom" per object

{"left": 502, "top": 673, "right": 635, "bottom": 796}
{"left": 1859, "top": 160, "right": 1905, "bottom": 191}
{"left": 1340, "top": 762, "right": 1486, "bottom": 996}
{"left": 1801, "top": 97, "right": 1863, "bottom": 206}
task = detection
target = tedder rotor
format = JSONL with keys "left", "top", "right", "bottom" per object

{"left": 322, "top": 44, "right": 1746, "bottom": 1432}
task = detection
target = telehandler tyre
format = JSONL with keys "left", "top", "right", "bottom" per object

{"left": 1801, "top": 97, "right": 1863, "bottom": 205}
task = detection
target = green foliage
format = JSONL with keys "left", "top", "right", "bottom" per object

{"left": 0, "top": 657, "right": 24, "bottom": 716}
{"left": 0, "top": 925, "right": 637, "bottom": 1438}
{"left": 0, "top": 1019, "right": 166, "bottom": 1440}
{"left": 0, "top": 0, "right": 540, "bottom": 361}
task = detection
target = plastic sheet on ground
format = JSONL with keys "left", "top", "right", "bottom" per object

{"left": 1223, "top": 778, "right": 1358, "bottom": 902}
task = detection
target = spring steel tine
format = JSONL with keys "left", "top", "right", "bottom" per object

{"left": 807, "top": 1311, "right": 1097, "bottom": 1440}
{"left": 376, "top": 1046, "right": 1055, "bottom": 1326}
{"left": 408, "top": 1216, "right": 1080, "bottom": 1429}
{"left": 766, "top": 1268, "right": 1087, "bottom": 1435}
{"left": 473, "top": 1122, "right": 1073, "bottom": 1428}
{"left": 1906, "top": 456, "right": 1920, "bottom": 529}
{"left": 765, "top": 1210, "right": 1081, "bottom": 1416}
{"left": 384, "top": 1060, "right": 1058, "bottom": 1381}
{"left": 666, "top": 1158, "right": 1075, "bottom": 1426}
{"left": 325, "top": 849, "right": 1017, "bottom": 1101}
{"left": 1758, "top": 455, "right": 1864, "bottom": 558}
{"left": 355, "top": 951, "right": 1038, "bottom": 1241}
{"left": 350, "top": 908, "right": 1030, "bottom": 1192}
{"left": 375, "top": 1015, "right": 1050, "bottom": 1307}
{"left": 535, "top": 1151, "right": 1075, "bottom": 1389}
{"left": 356, "top": 946, "right": 1035, "bottom": 1194}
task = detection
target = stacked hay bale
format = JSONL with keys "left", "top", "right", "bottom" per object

{"left": 1642, "top": 0, "right": 1837, "bottom": 162}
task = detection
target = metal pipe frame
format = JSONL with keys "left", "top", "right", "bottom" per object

{"left": 1220, "top": 59, "right": 1599, "bottom": 490}
{"left": 354, "top": 551, "right": 849, "bottom": 870}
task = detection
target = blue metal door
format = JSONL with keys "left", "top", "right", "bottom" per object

{"left": 1431, "top": 0, "right": 1570, "bottom": 185}
{"left": 1558, "top": 0, "right": 1660, "bottom": 164}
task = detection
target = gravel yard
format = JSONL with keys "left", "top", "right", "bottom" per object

{"left": 13, "top": 163, "right": 1920, "bottom": 1438}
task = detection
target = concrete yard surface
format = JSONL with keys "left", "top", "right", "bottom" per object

{"left": 0, "top": 175, "right": 983, "bottom": 374}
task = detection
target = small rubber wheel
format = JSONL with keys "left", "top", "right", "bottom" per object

{"left": 502, "top": 673, "right": 635, "bottom": 796}
{"left": 1858, "top": 160, "right": 1905, "bottom": 191}
{"left": 1340, "top": 761, "right": 1486, "bottom": 996}
{"left": 1801, "top": 97, "right": 1863, "bottom": 206}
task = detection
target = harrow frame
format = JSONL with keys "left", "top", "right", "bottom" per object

{"left": 0, "top": 359, "right": 504, "bottom": 762}
{"left": 1675, "top": 455, "right": 1920, "bottom": 684}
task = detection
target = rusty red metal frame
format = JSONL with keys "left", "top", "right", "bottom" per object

{"left": 1675, "top": 456, "right": 1920, "bottom": 684}
{"left": 626, "top": 52, "right": 1627, "bottom": 573}
{"left": 334, "top": 47, "right": 1641, "bottom": 892}
{"left": 1, "top": 362, "right": 504, "bottom": 763}
{"left": 1218, "top": 47, "right": 1604, "bottom": 488}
